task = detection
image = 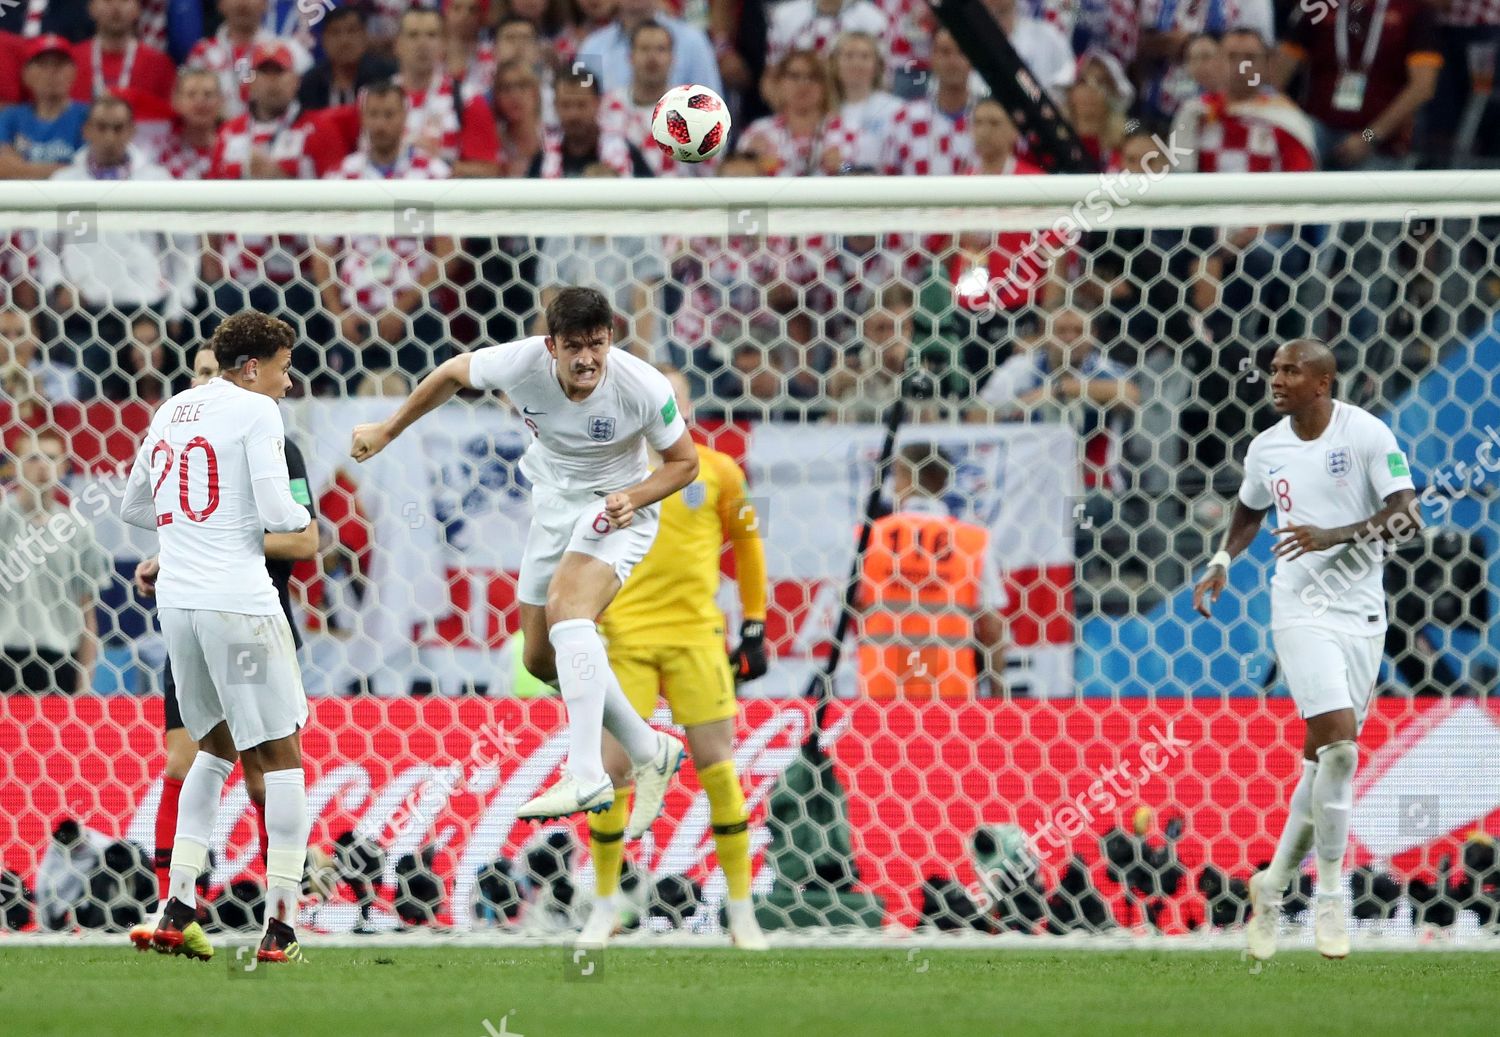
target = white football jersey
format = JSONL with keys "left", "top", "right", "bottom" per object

{"left": 467, "top": 336, "right": 687, "bottom": 496}
{"left": 131, "top": 378, "right": 295, "bottom": 615}
{"left": 1238, "top": 400, "right": 1415, "bottom": 635}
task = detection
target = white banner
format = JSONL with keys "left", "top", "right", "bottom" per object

{"left": 746, "top": 422, "right": 1081, "bottom": 580}
{"left": 284, "top": 403, "right": 1081, "bottom": 584}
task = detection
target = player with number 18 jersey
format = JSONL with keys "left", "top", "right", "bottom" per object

{"left": 1194, "top": 340, "right": 1421, "bottom": 963}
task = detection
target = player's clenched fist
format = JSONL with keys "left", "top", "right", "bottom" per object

{"left": 133, "top": 556, "right": 161, "bottom": 598}
{"left": 603, "top": 491, "right": 635, "bottom": 529}
{"left": 350, "top": 422, "right": 394, "bottom": 463}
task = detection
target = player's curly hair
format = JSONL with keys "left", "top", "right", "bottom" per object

{"left": 210, "top": 311, "right": 295, "bottom": 372}
{"left": 545, "top": 286, "right": 613, "bottom": 342}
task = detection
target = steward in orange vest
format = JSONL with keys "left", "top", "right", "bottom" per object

{"left": 856, "top": 444, "right": 1008, "bottom": 700}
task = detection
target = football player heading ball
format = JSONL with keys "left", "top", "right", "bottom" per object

{"left": 350, "top": 286, "right": 696, "bottom": 834}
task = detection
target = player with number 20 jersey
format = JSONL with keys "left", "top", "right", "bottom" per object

{"left": 121, "top": 313, "right": 314, "bottom": 966}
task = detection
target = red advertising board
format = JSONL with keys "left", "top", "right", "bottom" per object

{"left": 2, "top": 696, "right": 1495, "bottom": 931}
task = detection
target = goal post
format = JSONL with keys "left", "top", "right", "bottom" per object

{"left": 0, "top": 172, "right": 1497, "bottom": 945}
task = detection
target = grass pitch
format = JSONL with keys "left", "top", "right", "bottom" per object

{"left": 3, "top": 945, "right": 1496, "bottom": 1037}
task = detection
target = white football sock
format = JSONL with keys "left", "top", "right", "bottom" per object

{"left": 549, "top": 619, "right": 611, "bottom": 786}
{"left": 1266, "top": 759, "right": 1318, "bottom": 894}
{"left": 1312, "top": 740, "right": 1359, "bottom": 896}
{"left": 602, "top": 670, "right": 658, "bottom": 766}
{"left": 262, "top": 768, "right": 310, "bottom": 926}
{"left": 169, "top": 751, "right": 234, "bottom": 907}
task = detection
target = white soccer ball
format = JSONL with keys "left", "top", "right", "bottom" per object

{"left": 650, "top": 84, "right": 731, "bottom": 163}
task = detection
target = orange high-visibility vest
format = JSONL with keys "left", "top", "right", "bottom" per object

{"left": 857, "top": 510, "right": 989, "bottom": 700}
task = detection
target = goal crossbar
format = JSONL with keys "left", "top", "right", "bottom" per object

{"left": 4, "top": 170, "right": 1500, "bottom": 236}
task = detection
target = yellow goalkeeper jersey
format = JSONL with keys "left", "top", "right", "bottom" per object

{"left": 602, "top": 444, "right": 767, "bottom": 648}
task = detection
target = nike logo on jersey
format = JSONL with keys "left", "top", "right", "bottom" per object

{"left": 522, "top": 406, "right": 545, "bottom": 416}
{"left": 1268, "top": 465, "right": 1286, "bottom": 474}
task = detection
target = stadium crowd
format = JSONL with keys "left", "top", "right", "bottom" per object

{"left": 0, "top": 0, "right": 1494, "bottom": 407}
{"left": 0, "top": 0, "right": 1496, "bottom": 689}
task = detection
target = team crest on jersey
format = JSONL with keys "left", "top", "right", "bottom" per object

{"left": 1326, "top": 447, "right": 1351, "bottom": 477}
{"left": 683, "top": 482, "right": 706, "bottom": 509}
{"left": 588, "top": 416, "right": 616, "bottom": 442}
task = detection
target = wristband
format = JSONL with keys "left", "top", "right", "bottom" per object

{"left": 1209, "top": 550, "right": 1232, "bottom": 572}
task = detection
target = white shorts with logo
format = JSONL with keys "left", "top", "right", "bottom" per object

{"left": 159, "top": 607, "right": 308, "bottom": 751}
{"left": 517, "top": 488, "right": 661, "bottom": 606}
{"left": 1273, "top": 625, "right": 1383, "bottom": 729}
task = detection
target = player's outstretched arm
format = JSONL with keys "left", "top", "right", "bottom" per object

{"left": 603, "top": 431, "right": 700, "bottom": 530}
{"left": 1194, "top": 500, "right": 1269, "bottom": 618}
{"left": 350, "top": 353, "right": 478, "bottom": 463}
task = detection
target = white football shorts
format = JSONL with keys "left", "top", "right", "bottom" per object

{"left": 159, "top": 607, "right": 308, "bottom": 751}
{"left": 1273, "top": 625, "right": 1384, "bottom": 729}
{"left": 516, "top": 487, "right": 661, "bottom": 606}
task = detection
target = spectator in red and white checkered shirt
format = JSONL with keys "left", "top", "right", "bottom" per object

{"left": 825, "top": 30, "right": 902, "bottom": 171}
{"left": 878, "top": 0, "right": 936, "bottom": 88}
{"left": 1172, "top": 28, "right": 1316, "bottom": 174}
{"left": 881, "top": 28, "right": 977, "bottom": 177}
{"left": 444, "top": 0, "right": 498, "bottom": 104}
{"left": 186, "top": 0, "right": 311, "bottom": 120}
{"left": 155, "top": 67, "right": 222, "bottom": 180}
{"left": 767, "top": 0, "right": 889, "bottom": 68}
{"left": 742, "top": 49, "right": 844, "bottom": 175}
{"left": 208, "top": 43, "right": 337, "bottom": 180}
{"left": 310, "top": 81, "right": 457, "bottom": 385}
{"left": 393, "top": 7, "right": 473, "bottom": 166}
{"left": 601, "top": 20, "right": 709, "bottom": 176}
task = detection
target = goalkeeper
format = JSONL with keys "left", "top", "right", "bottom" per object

{"left": 579, "top": 365, "right": 770, "bottom": 951}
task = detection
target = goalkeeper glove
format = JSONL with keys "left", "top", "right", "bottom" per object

{"left": 729, "top": 620, "right": 767, "bottom": 682}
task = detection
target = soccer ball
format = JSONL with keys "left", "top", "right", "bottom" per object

{"left": 650, "top": 84, "right": 731, "bottom": 163}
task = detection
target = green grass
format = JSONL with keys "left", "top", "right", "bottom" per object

{"left": 2, "top": 946, "right": 1497, "bottom": 1037}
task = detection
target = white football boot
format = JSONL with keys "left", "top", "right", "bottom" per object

{"left": 625, "top": 733, "right": 686, "bottom": 838}
{"left": 1313, "top": 894, "right": 1350, "bottom": 959}
{"left": 1245, "top": 870, "right": 1281, "bottom": 962}
{"left": 577, "top": 894, "right": 621, "bottom": 949}
{"left": 518, "top": 774, "right": 614, "bottom": 821}
{"left": 727, "top": 898, "right": 769, "bottom": 951}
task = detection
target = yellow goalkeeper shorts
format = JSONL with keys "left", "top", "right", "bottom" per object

{"left": 608, "top": 643, "right": 737, "bottom": 729}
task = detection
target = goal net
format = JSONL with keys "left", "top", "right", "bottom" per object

{"left": 0, "top": 172, "right": 1497, "bottom": 946}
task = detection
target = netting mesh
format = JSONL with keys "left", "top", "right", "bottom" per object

{"left": 1, "top": 184, "right": 1498, "bottom": 944}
